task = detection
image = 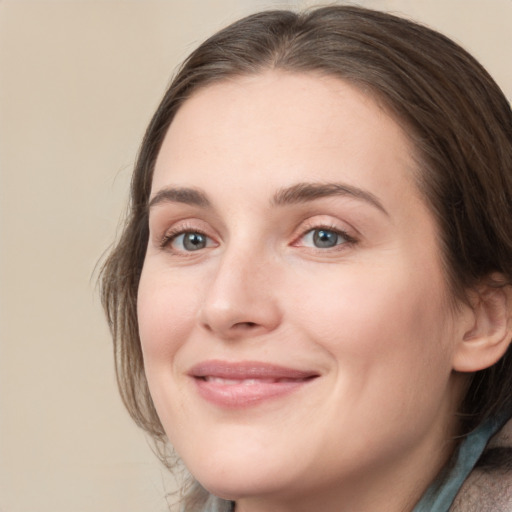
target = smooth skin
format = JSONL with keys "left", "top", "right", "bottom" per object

{"left": 138, "top": 72, "right": 510, "bottom": 512}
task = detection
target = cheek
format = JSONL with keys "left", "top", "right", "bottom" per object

{"left": 137, "top": 264, "right": 201, "bottom": 363}
{"left": 136, "top": 264, "right": 207, "bottom": 428}
{"left": 288, "top": 259, "right": 454, "bottom": 380}
{"left": 287, "top": 263, "right": 457, "bottom": 450}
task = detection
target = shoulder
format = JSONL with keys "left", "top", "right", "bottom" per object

{"left": 451, "top": 418, "right": 512, "bottom": 511}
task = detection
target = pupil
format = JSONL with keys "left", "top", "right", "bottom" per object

{"left": 313, "top": 230, "right": 338, "bottom": 248}
{"left": 184, "top": 233, "right": 206, "bottom": 251}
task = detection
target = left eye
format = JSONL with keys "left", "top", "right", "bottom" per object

{"left": 301, "top": 228, "right": 348, "bottom": 249}
{"left": 171, "top": 231, "right": 213, "bottom": 251}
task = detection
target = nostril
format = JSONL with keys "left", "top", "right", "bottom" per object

{"left": 235, "top": 321, "right": 257, "bottom": 329}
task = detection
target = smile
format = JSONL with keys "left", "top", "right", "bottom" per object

{"left": 188, "top": 360, "right": 319, "bottom": 408}
{"left": 203, "top": 377, "right": 306, "bottom": 384}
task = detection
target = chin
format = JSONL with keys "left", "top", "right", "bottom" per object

{"left": 185, "top": 452, "right": 295, "bottom": 502}
{"left": 196, "top": 471, "right": 279, "bottom": 501}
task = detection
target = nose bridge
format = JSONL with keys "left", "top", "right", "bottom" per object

{"left": 198, "top": 239, "right": 280, "bottom": 337}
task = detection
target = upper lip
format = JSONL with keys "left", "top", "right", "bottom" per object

{"left": 188, "top": 360, "right": 319, "bottom": 380}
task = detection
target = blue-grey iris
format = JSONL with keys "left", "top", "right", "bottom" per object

{"left": 313, "top": 229, "right": 339, "bottom": 248}
{"left": 183, "top": 232, "right": 207, "bottom": 251}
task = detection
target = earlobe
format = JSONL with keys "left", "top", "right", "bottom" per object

{"left": 453, "top": 280, "right": 512, "bottom": 373}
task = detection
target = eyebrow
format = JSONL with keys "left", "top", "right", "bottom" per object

{"left": 148, "top": 187, "right": 211, "bottom": 209}
{"left": 148, "top": 181, "right": 387, "bottom": 215}
{"left": 271, "top": 182, "right": 388, "bottom": 215}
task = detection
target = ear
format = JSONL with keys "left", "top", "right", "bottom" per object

{"left": 453, "top": 278, "right": 512, "bottom": 373}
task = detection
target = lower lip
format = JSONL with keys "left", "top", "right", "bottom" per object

{"left": 194, "top": 377, "right": 313, "bottom": 408}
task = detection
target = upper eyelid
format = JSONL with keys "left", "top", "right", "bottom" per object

{"left": 163, "top": 227, "right": 210, "bottom": 241}
{"left": 149, "top": 217, "right": 210, "bottom": 248}
{"left": 150, "top": 215, "right": 213, "bottom": 234}
{"left": 294, "top": 226, "right": 356, "bottom": 246}
{"left": 147, "top": 206, "right": 224, "bottom": 237}
{"left": 151, "top": 213, "right": 360, "bottom": 246}
{"left": 293, "top": 215, "right": 359, "bottom": 237}
{"left": 161, "top": 222, "right": 214, "bottom": 241}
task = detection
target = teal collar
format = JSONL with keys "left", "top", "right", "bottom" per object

{"left": 413, "top": 415, "right": 506, "bottom": 512}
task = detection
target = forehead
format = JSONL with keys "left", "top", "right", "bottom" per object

{"left": 152, "top": 71, "right": 419, "bottom": 204}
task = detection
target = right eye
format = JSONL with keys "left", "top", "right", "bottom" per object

{"left": 166, "top": 231, "right": 215, "bottom": 252}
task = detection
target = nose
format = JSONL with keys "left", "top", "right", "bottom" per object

{"left": 198, "top": 248, "right": 282, "bottom": 340}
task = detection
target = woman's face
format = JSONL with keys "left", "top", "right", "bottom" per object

{"left": 138, "top": 72, "right": 468, "bottom": 510}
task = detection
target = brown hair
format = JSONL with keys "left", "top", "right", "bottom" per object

{"left": 101, "top": 3, "right": 512, "bottom": 472}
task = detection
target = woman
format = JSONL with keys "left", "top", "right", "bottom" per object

{"left": 101, "top": 6, "right": 512, "bottom": 511}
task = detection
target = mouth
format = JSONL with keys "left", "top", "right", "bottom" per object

{"left": 188, "top": 360, "right": 319, "bottom": 408}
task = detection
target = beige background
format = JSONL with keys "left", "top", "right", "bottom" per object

{"left": 0, "top": 1, "right": 511, "bottom": 511}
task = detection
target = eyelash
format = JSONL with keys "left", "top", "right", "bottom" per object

{"left": 295, "top": 224, "right": 357, "bottom": 250}
{"left": 159, "top": 225, "right": 213, "bottom": 251}
{"left": 158, "top": 223, "right": 357, "bottom": 253}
